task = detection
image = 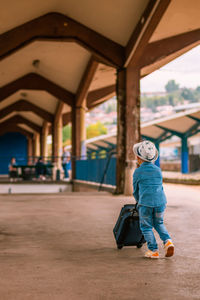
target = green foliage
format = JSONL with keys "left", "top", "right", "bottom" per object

{"left": 105, "top": 101, "right": 117, "bottom": 114}
{"left": 62, "top": 125, "right": 71, "bottom": 143}
{"left": 86, "top": 121, "right": 107, "bottom": 139}
{"left": 141, "top": 96, "right": 170, "bottom": 112}
{"left": 196, "top": 86, "right": 200, "bottom": 93}
{"left": 141, "top": 80, "right": 200, "bottom": 112}
{"left": 165, "top": 80, "right": 179, "bottom": 93}
{"left": 181, "top": 88, "right": 196, "bottom": 102}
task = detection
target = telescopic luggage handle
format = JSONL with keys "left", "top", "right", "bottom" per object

{"left": 128, "top": 203, "right": 138, "bottom": 215}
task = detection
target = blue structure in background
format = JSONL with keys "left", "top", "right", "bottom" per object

{"left": 0, "top": 132, "right": 27, "bottom": 174}
{"left": 76, "top": 156, "right": 116, "bottom": 186}
{"left": 154, "top": 142, "right": 160, "bottom": 168}
{"left": 72, "top": 110, "right": 200, "bottom": 183}
{"left": 75, "top": 117, "right": 199, "bottom": 185}
{"left": 181, "top": 137, "right": 189, "bottom": 174}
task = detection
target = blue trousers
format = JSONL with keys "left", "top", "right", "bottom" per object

{"left": 138, "top": 205, "right": 171, "bottom": 251}
{"left": 62, "top": 163, "right": 69, "bottom": 178}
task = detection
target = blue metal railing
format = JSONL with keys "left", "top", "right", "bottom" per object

{"left": 75, "top": 154, "right": 116, "bottom": 186}
{"left": 1, "top": 153, "right": 117, "bottom": 185}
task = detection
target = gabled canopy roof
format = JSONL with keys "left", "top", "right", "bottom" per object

{"left": 142, "top": 108, "right": 200, "bottom": 141}
{"left": 83, "top": 108, "right": 200, "bottom": 152}
{"left": 0, "top": 0, "right": 200, "bottom": 136}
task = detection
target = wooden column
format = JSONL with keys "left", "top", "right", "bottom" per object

{"left": 71, "top": 58, "right": 97, "bottom": 181}
{"left": 32, "top": 137, "right": 35, "bottom": 163}
{"left": 71, "top": 102, "right": 86, "bottom": 180}
{"left": 40, "top": 121, "right": 49, "bottom": 160}
{"left": 72, "top": 102, "right": 86, "bottom": 158}
{"left": 71, "top": 105, "right": 76, "bottom": 180}
{"left": 33, "top": 133, "right": 40, "bottom": 162}
{"left": 52, "top": 103, "right": 64, "bottom": 169}
{"left": 78, "top": 103, "right": 87, "bottom": 158}
{"left": 116, "top": 65, "right": 140, "bottom": 195}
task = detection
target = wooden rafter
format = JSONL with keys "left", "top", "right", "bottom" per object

{"left": 140, "top": 28, "right": 200, "bottom": 69}
{"left": 76, "top": 57, "right": 98, "bottom": 107}
{"left": 0, "top": 73, "right": 75, "bottom": 106}
{"left": 0, "top": 115, "right": 42, "bottom": 134}
{"left": 0, "top": 12, "right": 124, "bottom": 68}
{"left": 87, "top": 85, "right": 115, "bottom": 108}
{"left": 62, "top": 84, "right": 116, "bottom": 124}
{"left": 62, "top": 112, "right": 71, "bottom": 126}
{"left": 0, "top": 124, "right": 33, "bottom": 139}
{"left": 63, "top": 84, "right": 116, "bottom": 124}
{"left": 0, "top": 99, "right": 54, "bottom": 123}
{"left": 88, "top": 98, "right": 110, "bottom": 110}
{"left": 125, "top": 0, "right": 171, "bottom": 67}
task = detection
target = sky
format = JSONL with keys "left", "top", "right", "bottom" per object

{"left": 140, "top": 44, "right": 200, "bottom": 93}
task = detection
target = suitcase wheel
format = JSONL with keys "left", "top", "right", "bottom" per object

{"left": 137, "top": 243, "right": 143, "bottom": 248}
{"left": 117, "top": 244, "right": 123, "bottom": 250}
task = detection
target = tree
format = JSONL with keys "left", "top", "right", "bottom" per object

{"left": 165, "top": 80, "right": 179, "bottom": 93}
{"left": 141, "top": 96, "right": 169, "bottom": 112}
{"left": 62, "top": 125, "right": 71, "bottom": 143}
{"left": 196, "top": 86, "right": 200, "bottom": 93}
{"left": 181, "top": 88, "right": 195, "bottom": 102}
{"left": 105, "top": 101, "right": 117, "bottom": 114}
{"left": 86, "top": 122, "right": 107, "bottom": 139}
{"left": 168, "top": 95, "right": 174, "bottom": 106}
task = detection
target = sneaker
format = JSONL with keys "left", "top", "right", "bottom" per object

{"left": 164, "top": 240, "right": 174, "bottom": 257}
{"left": 145, "top": 250, "right": 159, "bottom": 259}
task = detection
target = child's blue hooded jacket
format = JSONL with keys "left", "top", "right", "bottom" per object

{"left": 133, "top": 162, "right": 167, "bottom": 207}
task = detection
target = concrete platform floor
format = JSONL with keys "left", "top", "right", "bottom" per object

{"left": 0, "top": 184, "right": 200, "bottom": 300}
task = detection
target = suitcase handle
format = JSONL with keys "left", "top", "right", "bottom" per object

{"left": 128, "top": 203, "right": 138, "bottom": 215}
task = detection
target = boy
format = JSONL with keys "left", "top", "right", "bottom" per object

{"left": 133, "top": 140, "right": 174, "bottom": 259}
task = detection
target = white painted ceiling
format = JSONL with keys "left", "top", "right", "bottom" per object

{"left": 0, "top": 41, "right": 91, "bottom": 93}
{"left": 0, "top": 0, "right": 200, "bottom": 136}
{"left": 0, "top": 111, "right": 43, "bottom": 126}
{"left": 0, "top": 0, "right": 148, "bottom": 46}
{"left": 0, "top": 90, "right": 59, "bottom": 113}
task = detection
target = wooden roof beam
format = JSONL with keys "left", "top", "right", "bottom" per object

{"left": 76, "top": 57, "right": 98, "bottom": 107}
{"left": 0, "top": 73, "right": 75, "bottom": 106}
{"left": 88, "top": 98, "right": 109, "bottom": 110}
{"left": 87, "top": 85, "right": 115, "bottom": 109}
{"left": 0, "top": 115, "right": 42, "bottom": 134}
{"left": 125, "top": 0, "right": 171, "bottom": 67}
{"left": 0, "top": 99, "right": 54, "bottom": 123}
{"left": 0, "top": 124, "right": 33, "bottom": 139}
{"left": 0, "top": 12, "right": 124, "bottom": 68}
{"left": 140, "top": 28, "right": 200, "bottom": 69}
{"left": 63, "top": 83, "right": 116, "bottom": 123}
{"left": 62, "top": 112, "right": 71, "bottom": 126}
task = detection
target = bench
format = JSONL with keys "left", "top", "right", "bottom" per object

{"left": 15, "top": 164, "right": 53, "bottom": 180}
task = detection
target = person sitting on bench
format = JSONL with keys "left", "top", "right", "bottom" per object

{"left": 35, "top": 157, "right": 46, "bottom": 180}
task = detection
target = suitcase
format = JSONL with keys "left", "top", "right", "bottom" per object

{"left": 113, "top": 204, "right": 145, "bottom": 249}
